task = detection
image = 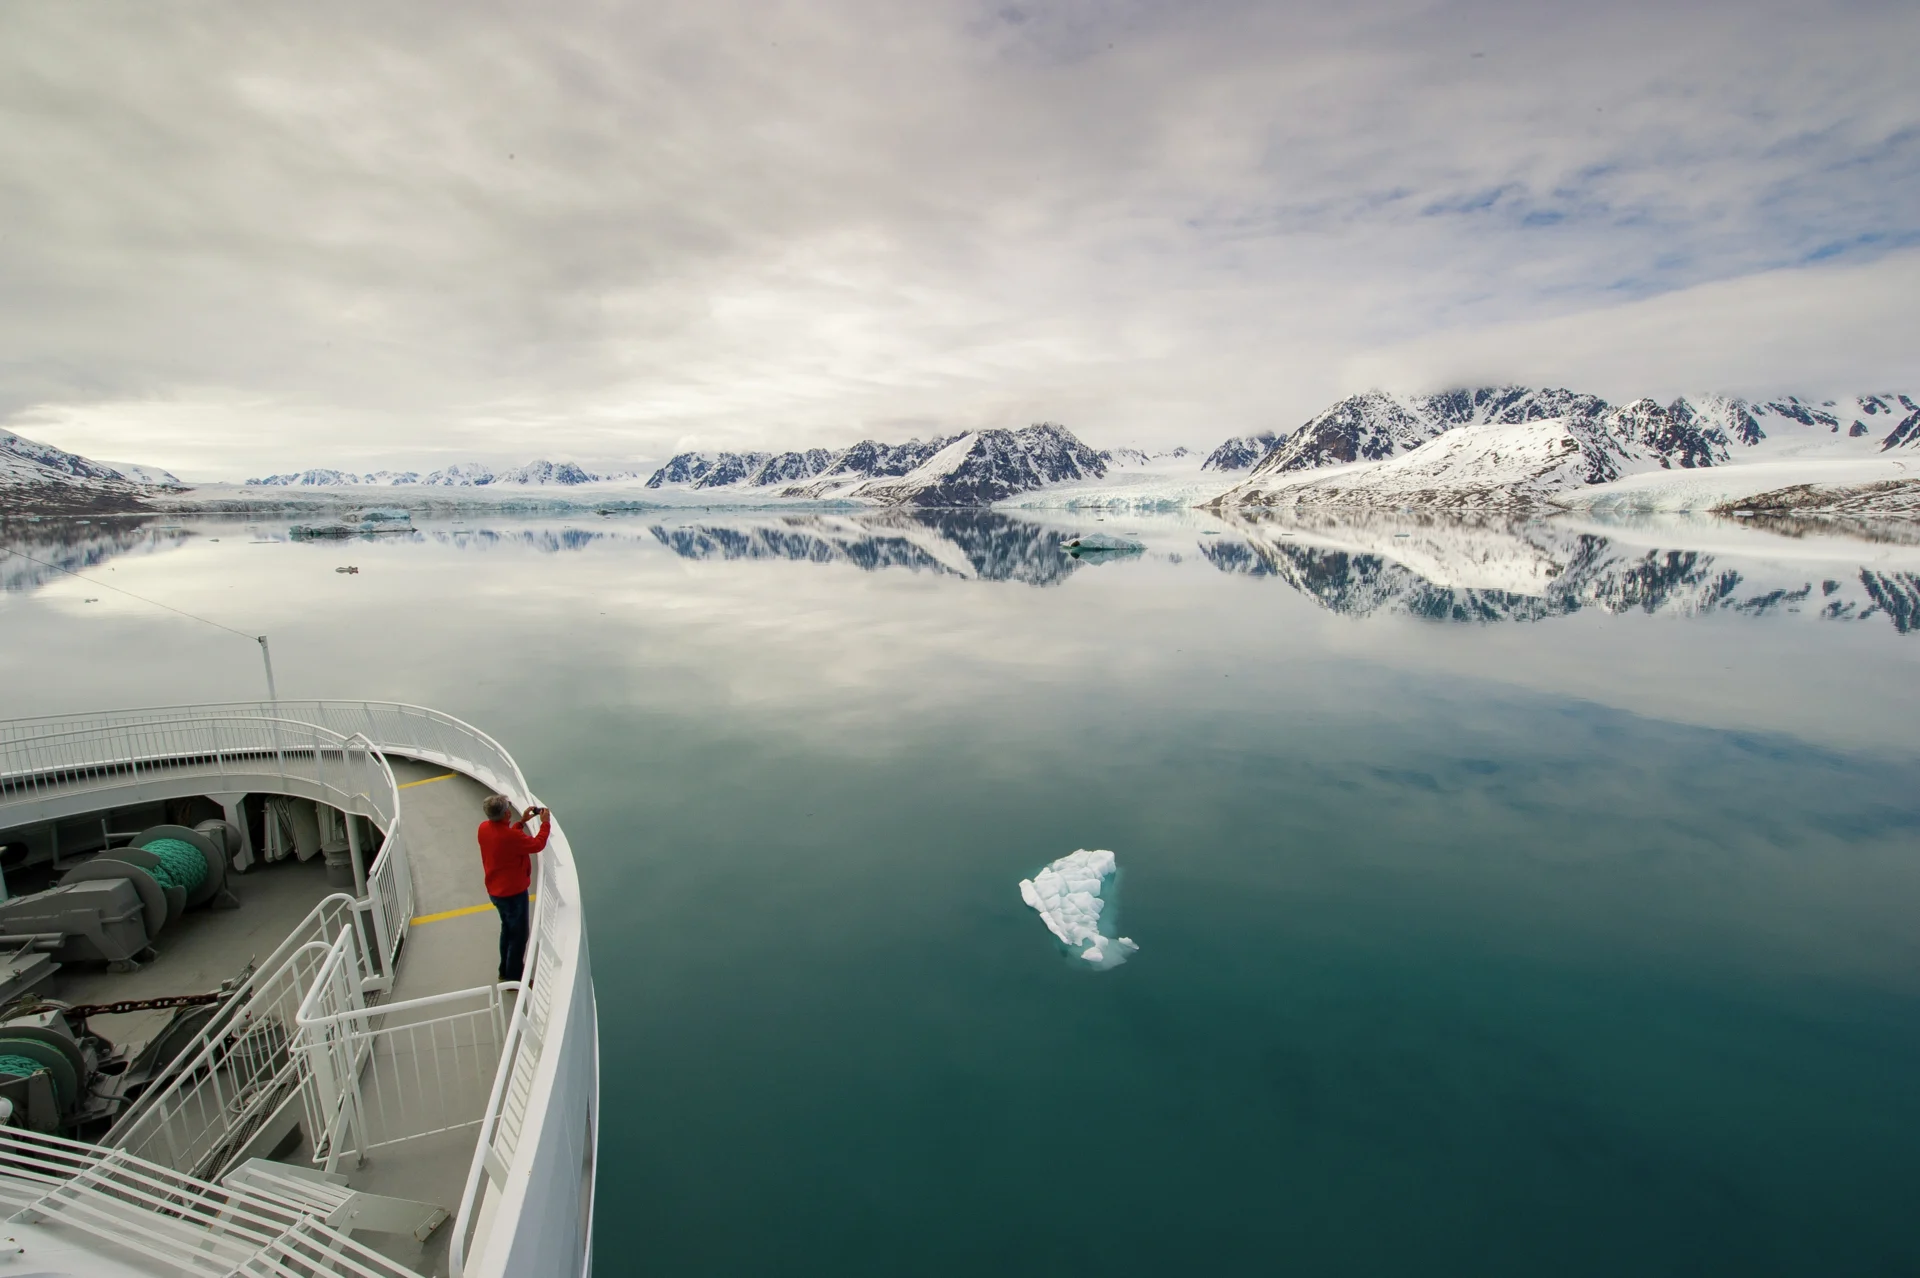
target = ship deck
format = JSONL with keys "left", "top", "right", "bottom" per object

{"left": 24, "top": 758, "right": 509, "bottom": 1276}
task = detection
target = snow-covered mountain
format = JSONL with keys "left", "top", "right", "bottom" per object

{"left": 247, "top": 459, "right": 627, "bottom": 487}
{"left": 647, "top": 445, "right": 867, "bottom": 490}
{"left": 247, "top": 468, "right": 414, "bottom": 487}
{"left": 1219, "top": 389, "right": 1920, "bottom": 510}
{"left": 2, "top": 428, "right": 180, "bottom": 487}
{"left": 1251, "top": 388, "right": 1611, "bottom": 475}
{"left": 0, "top": 427, "right": 181, "bottom": 511}
{"left": 1201, "top": 432, "right": 1283, "bottom": 472}
{"left": 94, "top": 460, "right": 183, "bottom": 486}
{"left": 850, "top": 425, "right": 1107, "bottom": 506}
{"left": 1106, "top": 446, "right": 1192, "bottom": 467}
{"left": 646, "top": 423, "right": 1109, "bottom": 507}
{"left": 1223, "top": 415, "right": 1655, "bottom": 510}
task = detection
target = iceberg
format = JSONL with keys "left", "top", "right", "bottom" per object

{"left": 1018, "top": 848, "right": 1138, "bottom": 969}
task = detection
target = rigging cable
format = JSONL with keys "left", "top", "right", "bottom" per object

{"left": 0, "top": 545, "right": 279, "bottom": 698}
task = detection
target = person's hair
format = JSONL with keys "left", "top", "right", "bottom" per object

{"left": 482, "top": 794, "right": 513, "bottom": 822}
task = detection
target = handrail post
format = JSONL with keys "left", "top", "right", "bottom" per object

{"left": 257, "top": 636, "right": 278, "bottom": 703}
{"left": 344, "top": 811, "right": 368, "bottom": 899}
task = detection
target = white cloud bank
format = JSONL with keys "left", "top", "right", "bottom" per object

{"left": 1, "top": 0, "right": 1916, "bottom": 477}
{"left": 1345, "top": 249, "right": 1920, "bottom": 406}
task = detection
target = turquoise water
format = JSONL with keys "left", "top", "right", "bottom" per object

{"left": 4, "top": 511, "right": 1920, "bottom": 1274}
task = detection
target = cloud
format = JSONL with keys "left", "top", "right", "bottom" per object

{"left": 1, "top": 0, "right": 1916, "bottom": 475}
{"left": 1343, "top": 247, "right": 1920, "bottom": 404}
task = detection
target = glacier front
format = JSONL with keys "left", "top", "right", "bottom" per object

{"left": 1019, "top": 848, "right": 1138, "bottom": 969}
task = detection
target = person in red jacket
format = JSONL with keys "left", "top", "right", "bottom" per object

{"left": 478, "top": 794, "right": 550, "bottom": 982}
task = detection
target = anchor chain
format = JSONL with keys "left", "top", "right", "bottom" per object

{"left": 63, "top": 992, "right": 224, "bottom": 1018}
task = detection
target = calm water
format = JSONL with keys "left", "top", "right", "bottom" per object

{"left": 4, "top": 509, "right": 1920, "bottom": 1276}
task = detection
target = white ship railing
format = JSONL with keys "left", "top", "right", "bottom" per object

{"left": 295, "top": 925, "right": 509, "bottom": 1170}
{"left": 0, "top": 714, "right": 413, "bottom": 981}
{"left": 0, "top": 701, "right": 596, "bottom": 1278}
{"left": 450, "top": 844, "right": 571, "bottom": 1272}
{"left": 0, "top": 700, "right": 532, "bottom": 806}
{"left": 107, "top": 897, "right": 355, "bottom": 1179}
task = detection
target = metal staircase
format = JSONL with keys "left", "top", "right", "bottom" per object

{"left": 222, "top": 1159, "right": 448, "bottom": 1244}
{"left": 0, "top": 1127, "right": 424, "bottom": 1277}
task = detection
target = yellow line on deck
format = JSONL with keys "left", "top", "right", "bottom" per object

{"left": 411, "top": 894, "right": 536, "bottom": 926}
{"left": 398, "top": 771, "right": 459, "bottom": 789}
{"left": 412, "top": 902, "right": 494, "bottom": 925}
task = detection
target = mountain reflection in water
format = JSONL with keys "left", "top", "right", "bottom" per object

{"left": 637, "top": 510, "right": 1920, "bottom": 631}
{"left": 1207, "top": 513, "right": 1920, "bottom": 631}
{"left": 1205, "top": 514, "right": 1912, "bottom": 629}
{"left": 5, "top": 509, "right": 1917, "bottom": 632}
{"left": 0, "top": 517, "right": 194, "bottom": 593}
{"left": 647, "top": 512, "right": 1080, "bottom": 586}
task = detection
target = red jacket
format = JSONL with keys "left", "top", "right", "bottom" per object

{"left": 478, "top": 815, "right": 548, "bottom": 898}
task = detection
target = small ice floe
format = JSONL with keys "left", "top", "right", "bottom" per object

{"left": 1019, "top": 848, "right": 1138, "bottom": 970}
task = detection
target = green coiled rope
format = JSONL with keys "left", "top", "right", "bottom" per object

{"left": 140, "top": 838, "right": 209, "bottom": 893}
{"left": 0, "top": 1055, "right": 45, "bottom": 1079}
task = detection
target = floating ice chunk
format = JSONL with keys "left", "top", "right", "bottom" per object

{"left": 1019, "top": 848, "right": 1139, "bottom": 969}
{"left": 1063, "top": 533, "right": 1145, "bottom": 554}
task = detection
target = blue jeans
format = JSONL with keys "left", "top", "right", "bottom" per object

{"left": 491, "top": 892, "right": 530, "bottom": 982}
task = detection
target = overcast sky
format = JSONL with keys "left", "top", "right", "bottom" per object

{"left": 3, "top": 0, "right": 1917, "bottom": 477}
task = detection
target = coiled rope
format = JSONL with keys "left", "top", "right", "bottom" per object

{"left": 139, "top": 838, "right": 209, "bottom": 893}
{"left": 0, "top": 1055, "right": 46, "bottom": 1079}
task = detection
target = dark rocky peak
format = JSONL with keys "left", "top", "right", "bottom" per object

{"left": 1670, "top": 396, "right": 1765, "bottom": 448}
{"left": 1487, "top": 387, "right": 1611, "bottom": 424}
{"left": 1007, "top": 422, "right": 1107, "bottom": 476}
{"left": 1880, "top": 408, "right": 1920, "bottom": 451}
{"left": 1761, "top": 397, "right": 1841, "bottom": 429}
{"left": 692, "top": 452, "right": 774, "bottom": 489}
{"left": 1407, "top": 388, "right": 1488, "bottom": 426}
{"left": 1202, "top": 432, "right": 1282, "bottom": 471}
{"left": 861, "top": 423, "right": 1106, "bottom": 507}
{"left": 1254, "top": 392, "right": 1430, "bottom": 475}
{"left": 645, "top": 453, "right": 719, "bottom": 488}
{"left": 747, "top": 449, "right": 836, "bottom": 486}
{"left": 1605, "top": 398, "right": 1723, "bottom": 469}
{"left": 826, "top": 436, "right": 955, "bottom": 479}
{"left": 1404, "top": 386, "right": 1606, "bottom": 427}
{"left": 648, "top": 450, "right": 784, "bottom": 488}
